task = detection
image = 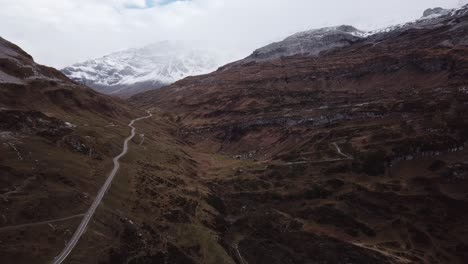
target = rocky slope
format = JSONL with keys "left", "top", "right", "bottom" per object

{"left": 0, "top": 36, "right": 138, "bottom": 262}
{"left": 0, "top": 37, "right": 247, "bottom": 264}
{"left": 0, "top": 37, "right": 192, "bottom": 263}
{"left": 131, "top": 5, "right": 468, "bottom": 264}
{"left": 62, "top": 41, "right": 220, "bottom": 98}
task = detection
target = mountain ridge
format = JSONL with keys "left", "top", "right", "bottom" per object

{"left": 233, "top": 5, "right": 466, "bottom": 65}
{"left": 130, "top": 5, "right": 468, "bottom": 264}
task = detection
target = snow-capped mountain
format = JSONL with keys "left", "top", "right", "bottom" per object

{"left": 366, "top": 7, "right": 459, "bottom": 37}
{"left": 422, "top": 7, "right": 452, "bottom": 18}
{"left": 62, "top": 5, "right": 466, "bottom": 97}
{"left": 244, "top": 25, "right": 366, "bottom": 62}
{"left": 62, "top": 41, "right": 221, "bottom": 98}
{"left": 241, "top": 6, "right": 465, "bottom": 63}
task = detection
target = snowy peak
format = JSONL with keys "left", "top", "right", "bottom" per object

{"left": 364, "top": 5, "right": 468, "bottom": 39}
{"left": 244, "top": 25, "right": 365, "bottom": 62}
{"left": 422, "top": 7, "right": 451, "bottom": 18}
{"left": 287, "top": 25, "right": 366, "bottom": 39}
{"left": 62, "top": 41, "right": 221, "bottom": 98}
{"left": 242, "top": 5, "right": 468, "bottom": 64}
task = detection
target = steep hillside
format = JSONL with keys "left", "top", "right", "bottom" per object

{"left": 131, "top": 6, "right": 468, "bottom": 264}
{"left": 0, "top": 37, "right": 248, "bottom": 264}
{"left": 0, "top": 35, "right": 138, "bottom": 262}
{"left": 62, "top": 41, "right": 220, "bottom": 98}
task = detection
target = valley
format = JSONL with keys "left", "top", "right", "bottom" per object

{"left": 1, "top": 3, "right": 468, "bottom": 264}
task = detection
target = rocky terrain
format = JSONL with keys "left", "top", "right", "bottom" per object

{"left": 2, "top": 4, "right": 468, "bottom": 264}
{"left": 130, "top": 5, "right": 468, "bottom": 264}
{"left": 62, "top": 41, "right": 221, "bottom": 98}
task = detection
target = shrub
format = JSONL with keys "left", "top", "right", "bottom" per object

{"left": 355, "top": 149, "right": 387, "bottom": 176}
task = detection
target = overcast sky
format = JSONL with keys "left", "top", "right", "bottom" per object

{"left": 0, "top": 0, "right": 466, "bottom": 68}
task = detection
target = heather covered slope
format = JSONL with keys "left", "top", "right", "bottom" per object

{"left": 0, "top": 37, "right": 140, "bottom": 262}
{"left": 0, "top": 37, "right": 245, "bottom": 264}
{"left": 131, "top": 6, "right": 468, "bottom": 264}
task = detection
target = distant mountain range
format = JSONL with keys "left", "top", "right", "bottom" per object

{"left": 62, "top": 7, "right": 454, "bottom": 99}
{"left": 61, "top": 41, "right": 220, "bottom": 98}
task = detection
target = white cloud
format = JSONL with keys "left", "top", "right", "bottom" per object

{"left": 0, "top": 0, "right": 463, "bottom": 68}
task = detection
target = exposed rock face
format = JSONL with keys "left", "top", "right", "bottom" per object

{"left": 423, "top": 7, "right": 450, "bottom": 18}
{"left": 0, "top": 110, "right": 72, "bottom": 139}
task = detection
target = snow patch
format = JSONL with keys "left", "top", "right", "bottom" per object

{"left": 65, "top": 122, "right": 76, "bottom": 128}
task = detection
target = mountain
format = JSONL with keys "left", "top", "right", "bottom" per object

{"left": 239, "top": 6, "right": 461, "bottom": 64}
{"left": 0, "top": 38, "right": 134, "bottom": 114}
{"left": 62, "top": 41, "right": 220, "bottom": 98}
{"left": 131, "top": 5, "right": 468, "bottom": 264}
{"left": 0, "top": 36, "right": 239, "bottom": 264}
{"left": 422, "top": 7, "right": 451, "bottom": 18}
{"left": 244, "top": 25, "right": 366, "bottom": 62}
{"left": 0, "top": 37, "right": 203, "bottom": 263}
{"left": 0, "top": 36, "right": 151, "bottom": 262}
{"left": 3, "top": 4, "right": 468, "bottom": 264}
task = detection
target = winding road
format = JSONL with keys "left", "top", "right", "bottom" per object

{"left": 52, "top": 112, "right": 152, "bottom": 264}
